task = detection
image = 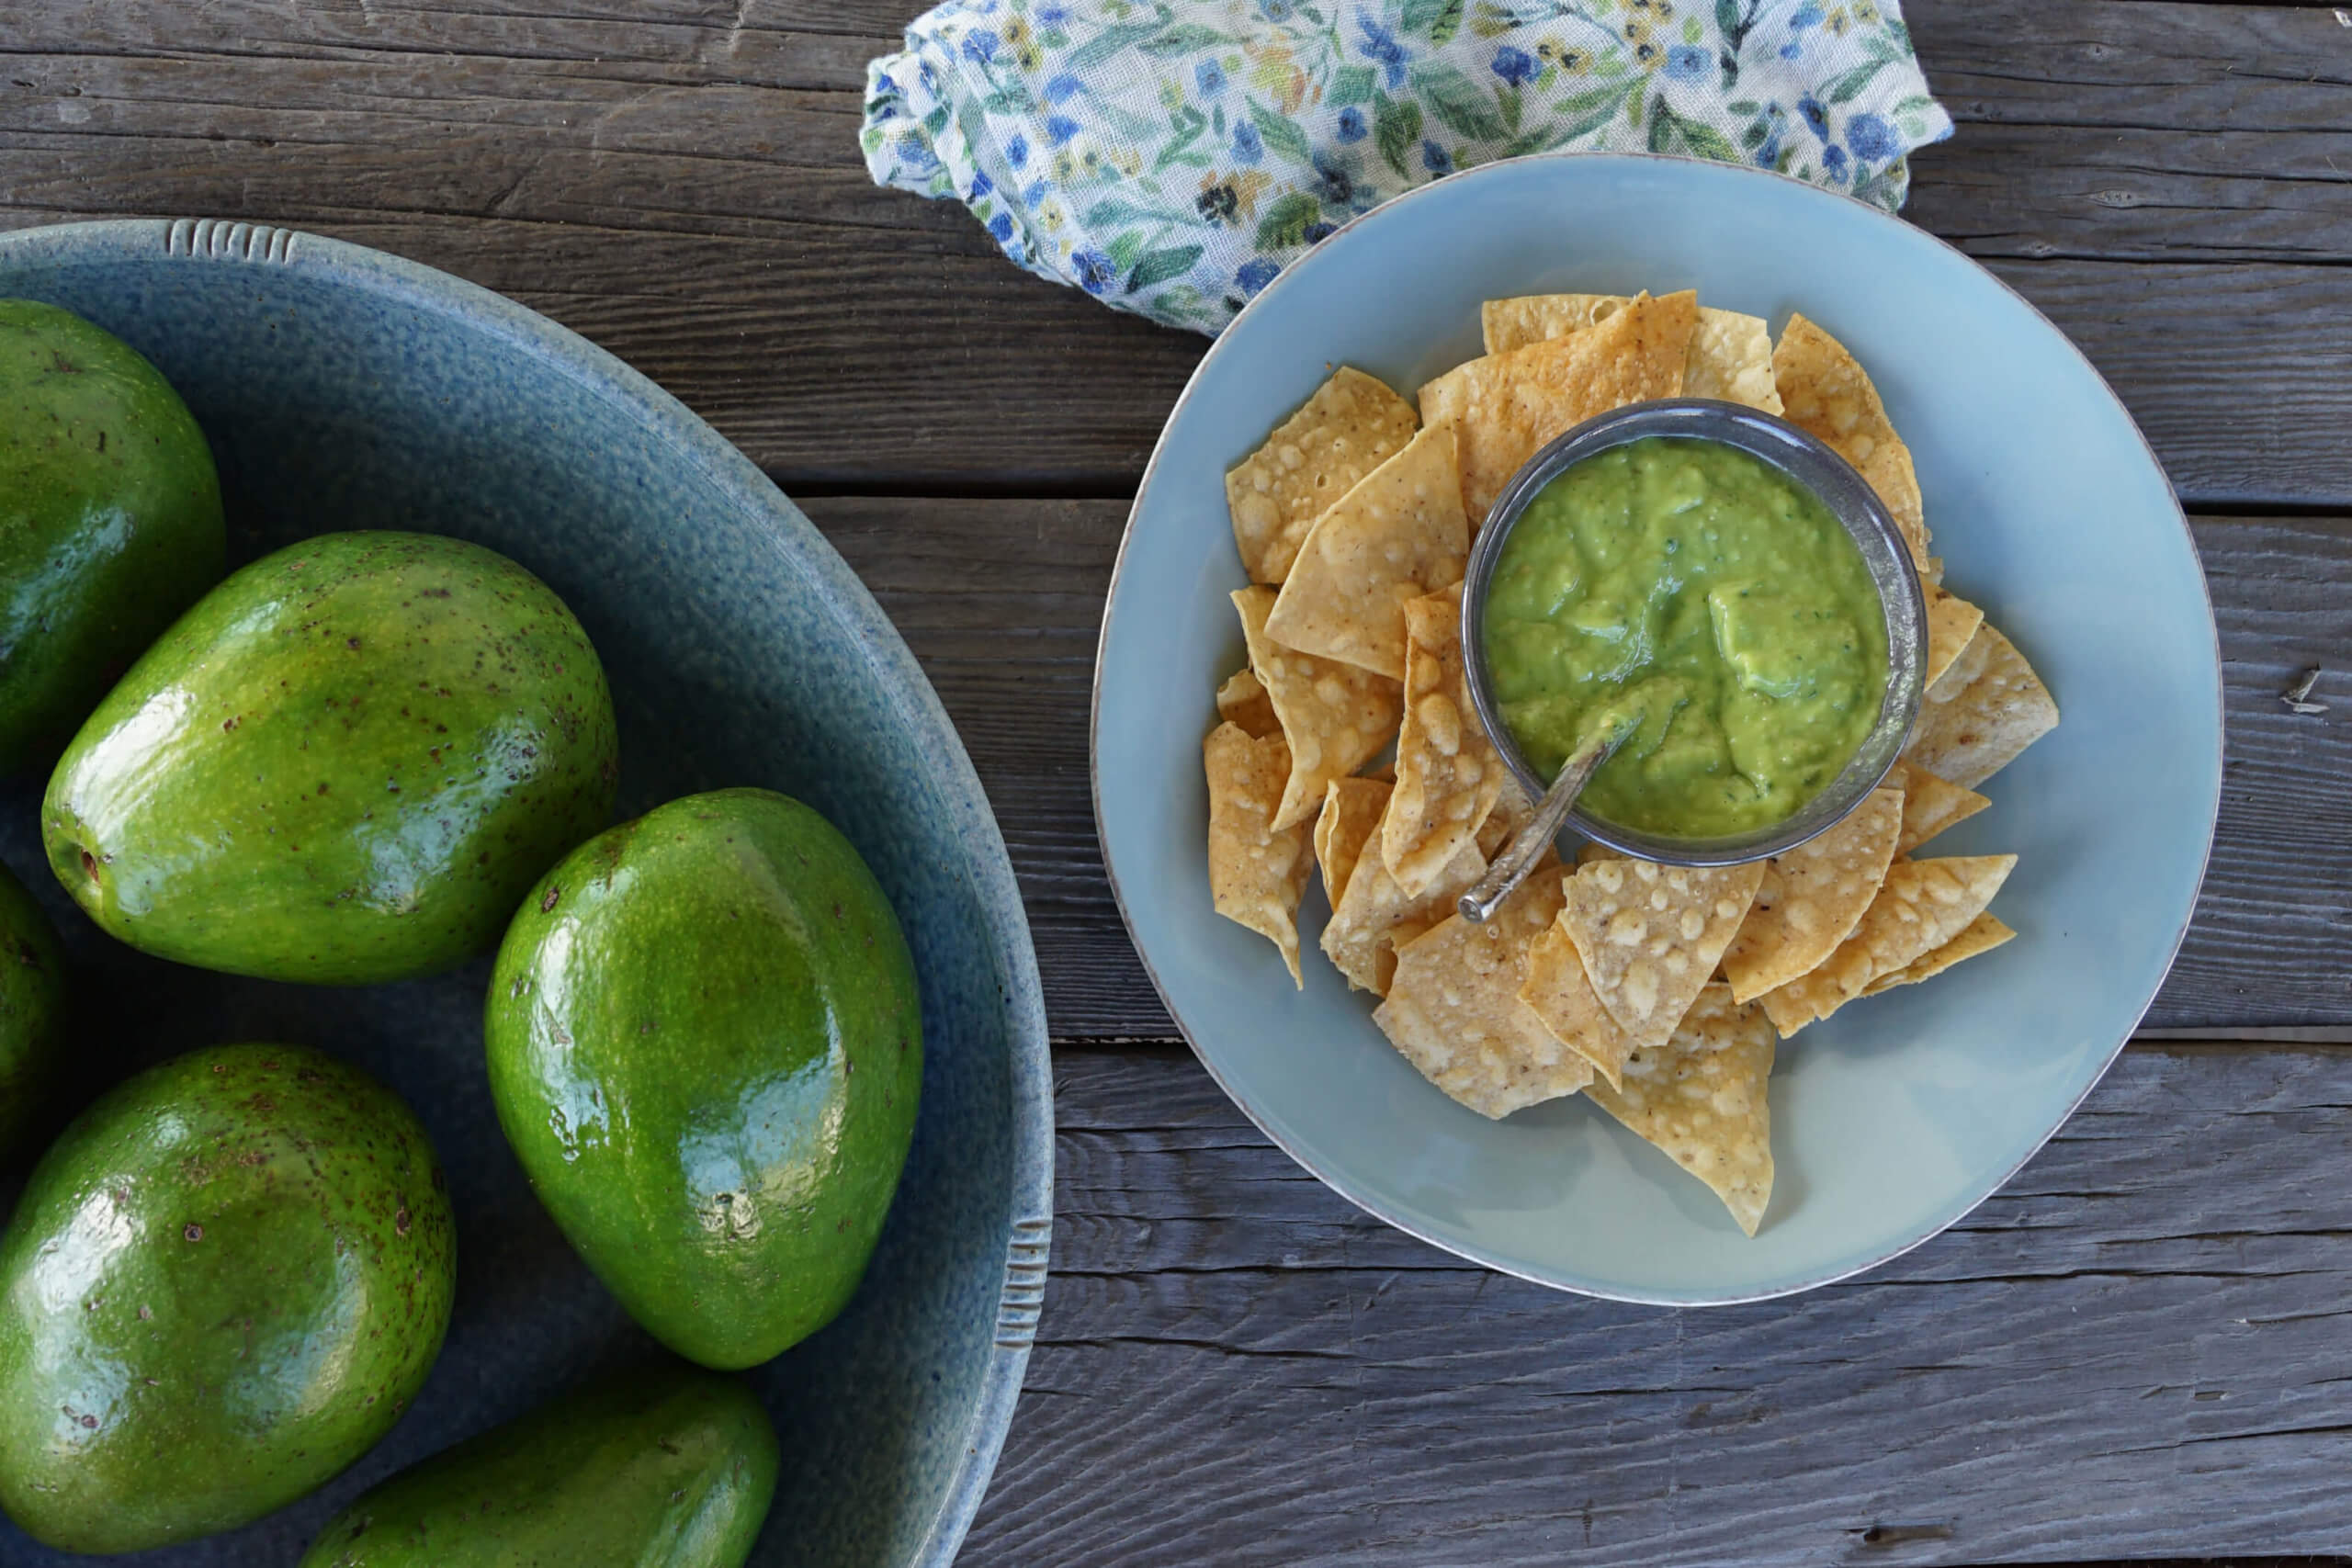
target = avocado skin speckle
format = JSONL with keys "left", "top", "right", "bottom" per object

{"left": 41, "top": 529, "right": 619, "bottom": 985}
{"left": 0, "top": 1043, "right": 457, "bottom": 1553}
{"left": 0, "top": 299, "right": 227, "bottom": 774}
{"left": 296, "top": 1362, "right": 778, "bottom": 1568}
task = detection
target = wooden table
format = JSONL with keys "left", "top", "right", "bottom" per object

{"left": 8, "top": 2, "right": 2348, "bottom": 1562}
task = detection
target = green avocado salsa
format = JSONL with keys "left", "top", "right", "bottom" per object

{"left": 1482, "top": 436, "right": 1889, "bottom": 838}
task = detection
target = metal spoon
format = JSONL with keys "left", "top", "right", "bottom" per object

{"left": 1457, "top": 723, "right": 1634, "bottom": 924}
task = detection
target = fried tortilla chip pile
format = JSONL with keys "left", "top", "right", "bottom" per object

{"left": 1198, "top": 295, "right": 2059, "bottom": 1238}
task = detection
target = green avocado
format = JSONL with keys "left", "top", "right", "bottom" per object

{"left": 0, "top": 861, "right": 66, "bottom": 1160}
{"left": 0, "top": 299, "right": 225, "bottom": 772}
{"left": 485, "top": 788, "right": 922, "bottom": 1370}
{"left": 42, "top": 530, "right": 619, "bottom": 985}
{"left": 0, "top": 1043, "right": 456, "bottom": 1554}
{"left": 298, "top": 1362, "right": 779, "bottom": 1568}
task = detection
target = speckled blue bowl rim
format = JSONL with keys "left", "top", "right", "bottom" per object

{"left": 1091, "top": 152, "right": 2221, "bottom": 1303}
{"left": 0, "top": 217, "right": 1052, "bottom": 1561}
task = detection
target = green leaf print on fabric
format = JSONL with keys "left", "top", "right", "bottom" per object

{"left": 864, "top": 0, "right": 1954, "bottom": 333}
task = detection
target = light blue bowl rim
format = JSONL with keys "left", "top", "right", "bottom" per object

{"left": 0, "top": 216, "right": 1055, "bottom": 1555}
{"left": 1091, "top": 152, "right": 2222, "bottom": 1303}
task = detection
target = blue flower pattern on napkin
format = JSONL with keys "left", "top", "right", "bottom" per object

{"left": 864, "top": 0, "right": 1952, "bottom": 333}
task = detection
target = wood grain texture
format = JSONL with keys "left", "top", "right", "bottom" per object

{"left": 963, "top": 1043, "right": 2352, "bottom": 1566}
{"left": 800, "top": 497, "right": 2352, "bottom": 1038}
{"left": 3, "top": 1, "right": 2352, "bottom": 501}
{"left": 1911, "top": 1, "right": 2352, "bottom": 275}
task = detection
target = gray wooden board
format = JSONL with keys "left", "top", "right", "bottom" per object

{"left": 964, "top": 1043, "right": 2352, "bottom": 1567}
{"left": 3, "top": 1, "right": 2352, "bottom": 502}
{"left": 797, "top": 496, "right": 2352, "bottom": 1038}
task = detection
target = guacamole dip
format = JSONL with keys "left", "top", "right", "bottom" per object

{"left": 1482, "top": 436, "right": 1889, "bottom": 838}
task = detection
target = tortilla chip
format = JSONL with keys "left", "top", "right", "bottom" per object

{"left": 1576, "top": 840, "right": 1628, "bottom": 866}
{"left": 1561, "top": 857, "right": 1765, "bottom": 1054}
{"left": 1373, "top": 866, "right": 1593, "bottom": 1118}
{"left": 1903, "top": 622, "right": 2060, "bottom": 790}
{"left": 1215, "top": 667, "right": 1280, "bottom": 739}
{"left": 1921, "top": 615, "right": 1991, "bottom": 694}
{"left": 1924, "top": 589, "right": 1984, "bottom": 692}
{"left": 1322, "top": 835, "right": 1487, "bottom": 995}
{"left": 1719, "top": 786, "right": 1903, "bottom": 1004}
{"left": 1479, "top": 294, "right": 1781, "bottom": 413}
{"left": 1686, "top": 308, "right": 1781, "bottom": 413}
{"left": 1314, "top": 776, "right": 1390, "bottom": 910}
{"left": 1758, "top": 854, "right": 2017, "bottom": 1035}
{"left": 1886, "top": 761, "right": 1989, "bottom": 856}
{"left": 1419, "top": 290, "right": 1699, "bottom": 525}
{"left": 1587, "top": 984, "right": 1776, "bottom": 1236}
{"left": 1863, "top": 911, "right": 2016, "bottom": 998}
{"left": 1519, "top": 918, "right": 1634, "bottom": 1089}
{"left": 1225, "top": 367, "right": 1419, "bottom": 583}
{"left": 1479, "top": 292, "right": 1621, "bottom": 351}
{"left": 1204, "top": 722, "right": 1313, "bottom": 986}
{"left": 1232, "top": 586, "right": 1403, "bottom": 830}
{"left": 1384, "top": 584, "right": 1505, "bottom": 897}
{"left": 1773, "top": 313, "right": 1929, "bottom": 573}
{"left": 1263, "top": 423, "right": 1472, "bottom": 680}
{"left": 1478, "top": 767, "right": 1537, "bottom": 861}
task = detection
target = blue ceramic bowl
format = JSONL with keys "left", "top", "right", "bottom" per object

{"left": 0, "top": 220, "right": 1050, "bottom": 1565}
{"left": 1094, "top": 154, "right": 2221, "bottom": 1304}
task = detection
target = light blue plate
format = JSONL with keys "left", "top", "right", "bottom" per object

{"left": 0, "top": 220, "right": 1050, "bottom": 1562}
{"left": 1093, "top": 154, "right": 2220, "bottom": 1304}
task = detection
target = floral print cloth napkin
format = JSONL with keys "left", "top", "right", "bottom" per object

{"left": 862, "top": 0, "right": 1952, "bottom": 334}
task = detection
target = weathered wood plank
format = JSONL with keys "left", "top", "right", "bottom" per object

{"left": 962, "top": 1042, "right": 2352, "bottom": 1567}
{"left": 1921, "top": 0, "right": 2352, "bottom": 137}
{"left": 1908, "top": 5, "right": 2352, "bottom": 271}
{"left": 10, "top": 0, "right": 887, "bottom": 84}
{"left": 1914, "top": 125, "right": 2352, "bottom": 266}
{"left": 0, "top": 56, "right": 918, "bottom": 231}
{"left": 1918, "top": 0, "right": 2352, "bottom": 131}
{"left": 1968, "top": 260, "right": 2349, "bottom": 509}
{"left": 799, "top": 497, "right": 2352, "bottom": 1037}
{"left": 5, "top": 2, "right": 2352, "bottom": 502}
{"left": 786, "top": 0, "right": 2352, "bottom": 43}
{"left": 2196, "top": 515, "right": 2352, "bottom": 1024}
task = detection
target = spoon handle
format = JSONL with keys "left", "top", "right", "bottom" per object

{"left": 1457, "top": 728, "right": 1625, "bottom": 924}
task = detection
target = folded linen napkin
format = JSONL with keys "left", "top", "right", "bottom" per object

{"left": 863, "top": 0, "right": 1952, "bottom": 334}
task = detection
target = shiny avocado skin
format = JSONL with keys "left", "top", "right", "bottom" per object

{"left": 0, "top": 299, "right": 225, "bottom": 772}
{"left": 42, "top": 530, "right": 619, "bottom": 985}
{"left": 298, "top": 1362, "right": 779, "bottom": 1568}
{"left": 0, "top": 1043, "right": 457, "bottom": 1554}
{"left": 0, "top": 860, "right": 66, "bottom": 1160}
{"left": 485, "top": 788, "right": 922, "bottom": 1371}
